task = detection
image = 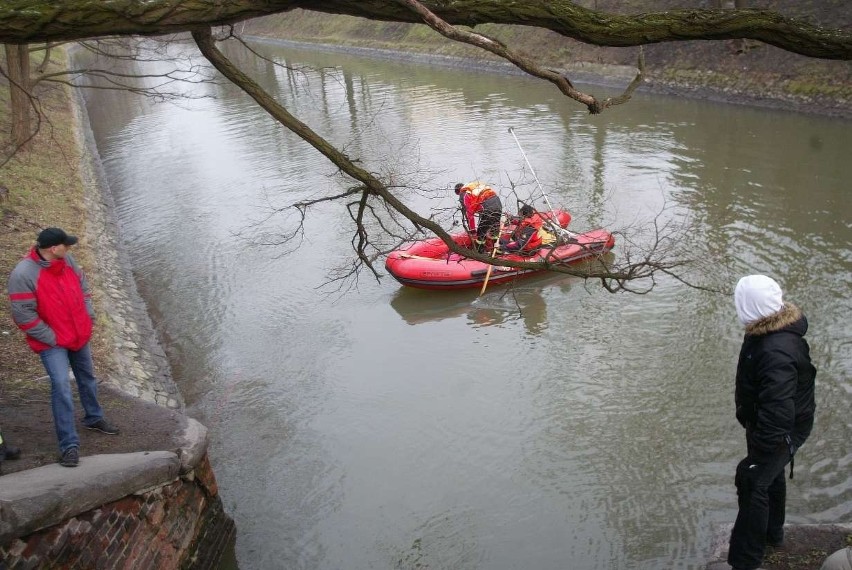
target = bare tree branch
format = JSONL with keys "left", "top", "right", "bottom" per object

{"left": 395, "top": 0, "right": 644, "bottom": 114}
{"left": 32, "top": 42, "right": 61, "bottom": 73}
{"left": 41, "top": 37, "right": 218, "bottom": 98}
{"left": 2, "top": 36, "right": 217, "bottom": 166}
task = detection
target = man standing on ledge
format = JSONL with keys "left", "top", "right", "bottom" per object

{"left": 7, "top": 227, "right": 119, "bottom": 468}
{"left": 726, "top": 275, "right": 816, "bottom": 570}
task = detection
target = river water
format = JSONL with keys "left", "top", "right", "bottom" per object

{"left": 77, "top": 40, "right": 851, "bottom": 569}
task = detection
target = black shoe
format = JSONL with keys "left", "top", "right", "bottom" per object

{"left": 85, "top": 419, "right": 120, "bottom": 435}
{"left": 60, "top": 447, "right": 79, "bottom": 467}
{"left": 2, "top": 444, "right": 21, "bottom": 460}
{"left": 766, "top": 532, "right": 784, "bottom": 549}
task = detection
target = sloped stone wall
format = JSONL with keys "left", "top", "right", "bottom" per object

{"left": 73, "top": 85, "right": 184, "bottom": 410}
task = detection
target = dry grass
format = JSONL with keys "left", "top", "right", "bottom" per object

{"left": 0, "top": 48, "right": 112, "bottom": 404}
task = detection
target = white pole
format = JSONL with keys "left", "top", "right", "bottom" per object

{"left": 509, "top": 127, "right": 574, "bottom": 236}
{"left": 508, "top": 127, "right": 565, "bottom": 234}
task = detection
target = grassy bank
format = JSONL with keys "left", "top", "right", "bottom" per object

{"left": 0, "top": 48, "right": 114, "bottom": 403}
{"left": 245, "top": 7, "right": 852, "bottom": 117}
{"left": 0, "top": 48, "right": 183, "bottom": 474}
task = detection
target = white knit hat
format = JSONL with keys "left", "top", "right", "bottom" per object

{"left": 734, "top": 275, "right": 784, "bottom": 326}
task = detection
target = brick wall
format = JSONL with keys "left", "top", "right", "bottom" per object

{"left": 0, "top": 455, "right": 235, "bottom": 569}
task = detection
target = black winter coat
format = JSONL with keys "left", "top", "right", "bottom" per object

{"left": 735, "top": 303, "right": 816, "bottom": 461}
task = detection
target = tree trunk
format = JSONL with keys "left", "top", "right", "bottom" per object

{"left": 4, "top": 43, "right": 32, "bottom": 150}
{"left": 0, "top": 1, "right": 849, "bottom": 60}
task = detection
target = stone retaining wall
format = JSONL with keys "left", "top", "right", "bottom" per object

{"left": 0, "top": 452, "right": 234, "bottom": 569}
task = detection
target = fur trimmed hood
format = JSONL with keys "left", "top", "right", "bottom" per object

{"left": 744, "top": 302, "right": 804, "bottom": 336}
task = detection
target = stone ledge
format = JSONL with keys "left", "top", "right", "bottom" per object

{"left": 177, "top": 417, "right": 209, "bottom": 475}
{"left": 0, "top": 451, "right": 179, "bottom": 546}
{"left": 0, "top": 411, "right": 212, "bottom": 545}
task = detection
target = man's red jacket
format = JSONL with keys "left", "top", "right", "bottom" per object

{"left": 8, "top": 248, "right": 94, "bottom": 352}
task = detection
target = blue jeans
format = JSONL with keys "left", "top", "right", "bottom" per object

{"left": 39, "top": 344, "right": 104, "bottom": 453}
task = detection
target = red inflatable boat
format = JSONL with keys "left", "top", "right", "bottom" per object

{"left": 385, "top": 210, "right": 615, "bottom": 290}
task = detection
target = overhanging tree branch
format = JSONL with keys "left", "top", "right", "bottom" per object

{"left": 0, "top": 2, "right": 849, "bottom": 60}
{"left": 396, "top": 0, "right": 644, "bottom": 114}
{"left": 192, "top": 26, "right": 461, "bottom": 252}
{"left": 191, "top": 26, "right": 709, "bottom": 292}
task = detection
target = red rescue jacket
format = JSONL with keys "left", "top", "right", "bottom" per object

{"left": 459, "top": 182, "right": 498, "bottom": 231}
{"left": 512, "top": 212, "right": 555, "bottom": 251}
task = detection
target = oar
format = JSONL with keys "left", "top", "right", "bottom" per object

{"left": 479, "top": 213, "right": 508, "bottom": 296}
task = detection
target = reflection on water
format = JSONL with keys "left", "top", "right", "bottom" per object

{"left": 389, "top": 271, "right": 579, "bottom": 336}
{"left": 76, "top": 39, "right": 852, "bottom": 570}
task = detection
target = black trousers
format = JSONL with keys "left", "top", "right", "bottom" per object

{"left": 727, "top": 445, "right": 790, "bottom": 570}
{"left": 476, "top": 196, "right": 503, "bottom": 241}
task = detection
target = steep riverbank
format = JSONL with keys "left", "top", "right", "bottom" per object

{"left": 0, "top": 50, "right": 235, "bottom": 568}
{"left": 244, "top": 7, "right": 851, "bottom": 119}
{"left": 1, "top": 53, "right": 184, "bottom": 475}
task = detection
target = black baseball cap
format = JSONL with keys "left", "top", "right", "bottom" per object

{"left": 36, "top": 227, "right": 78, "bottom": 248}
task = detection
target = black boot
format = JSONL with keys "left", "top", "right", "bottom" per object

{"left": 3, "top": 443, "right": 21, "bottom": 460}
{"left": 0, "top": 439, "right": 21, "bottom": 462}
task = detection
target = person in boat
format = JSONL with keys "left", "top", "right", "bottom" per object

{"left": 499, "top": 204, "right": 555, "bottom": 254}
{"left": 454, "top": 181, "right": 503, "bottom": 252}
